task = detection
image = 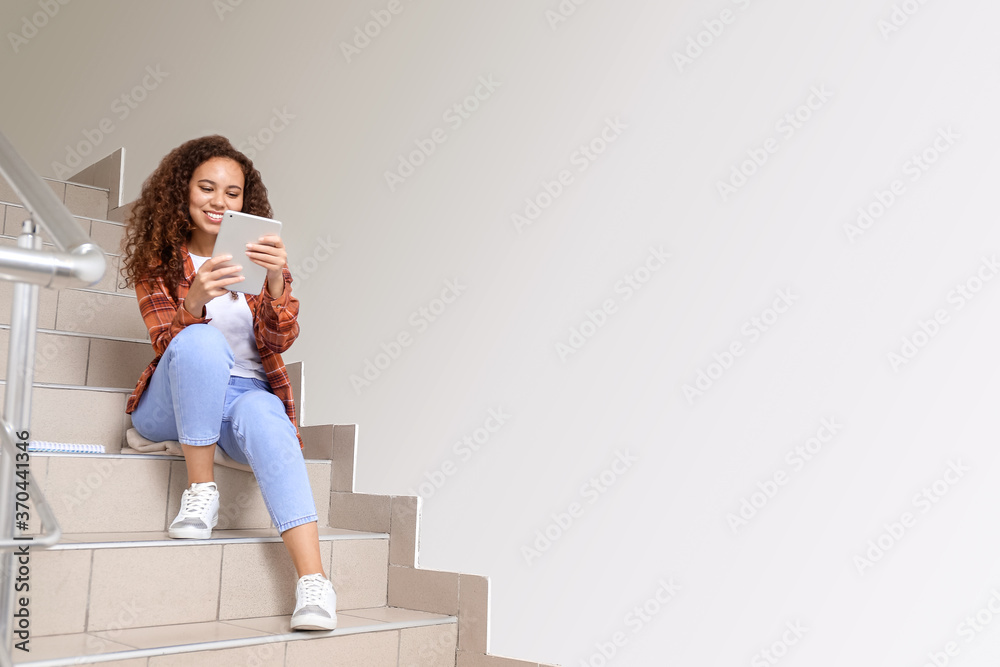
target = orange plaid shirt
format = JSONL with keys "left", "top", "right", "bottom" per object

{"left": 125, "top": 246, "right": 303, "bottom": 448}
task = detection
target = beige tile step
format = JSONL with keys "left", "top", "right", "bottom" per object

{"left": 0, "top": 383, "right": 131, "bottom": 450}
{"left": 12, "top": 608, "right": 456, "bottom": 666}
{"left": 0, "top": 279, "right": 146, "bottom": 340}
{"left": 31, "top": 527, "right": 390, "bottom": 638}
{"left": 0, "top": 325, "right": 152, "bottom": 388}
{"left": 27, "top": 453, "right": 332, "bottom": 534}
{"left": 0, "top": 177, "right": 110, "bottom": 224}
{"left": 2, "top": 211, "right": 124, "bottom": 254}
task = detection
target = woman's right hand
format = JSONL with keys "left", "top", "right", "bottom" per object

{"left": 183, "top": 255, "right": 245, "bottom": 317}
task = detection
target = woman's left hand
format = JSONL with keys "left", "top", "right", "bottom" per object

{"left": 246, "top": 234, "right": 288, "bottom": 299}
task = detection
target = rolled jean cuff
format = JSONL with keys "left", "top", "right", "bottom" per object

{"left": 177, "top": 435, "right": 220, "bottom": 447}
{"left": 277, "top": 514, "right": 318, "bottom": 534}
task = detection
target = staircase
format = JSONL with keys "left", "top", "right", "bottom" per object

{"left": 0, "top": 154, "right": 556, "bottom": 666}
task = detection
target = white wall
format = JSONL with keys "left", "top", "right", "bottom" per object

{"left": 3, "top": 0, "right": 1000, "bottom": 664}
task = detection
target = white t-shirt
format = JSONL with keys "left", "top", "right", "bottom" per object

{"left": 189, "top": 253, "right": 266, "bottom": 381}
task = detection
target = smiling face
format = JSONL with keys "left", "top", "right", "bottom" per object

{"left": 187, "top": 156, "right": 245, "bottom": 256}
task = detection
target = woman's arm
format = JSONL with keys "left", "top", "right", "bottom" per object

{"left": 253, "top": 266, "right": 300, "bottom": 353}
{"left": 134, "top": 275, "right": 208, "bottom": 357}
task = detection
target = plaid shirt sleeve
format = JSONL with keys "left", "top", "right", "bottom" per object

{"left": 251, "top": 267, "right": 299, "bottom": 352}
{"left": 134, "top": 273, "right": 208, "bottom": 357}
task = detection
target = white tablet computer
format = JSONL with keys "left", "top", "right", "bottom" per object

{"left": 214, "top": 210, "right": 283, "bottom": 294}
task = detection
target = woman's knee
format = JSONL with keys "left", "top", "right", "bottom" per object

{"left": 171, "top": 323, "right": 229, "bottom": 352}
{"left": 165, "top": 324, "right": 234, "bottom": 368}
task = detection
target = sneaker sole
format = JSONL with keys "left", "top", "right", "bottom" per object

{"left": 168, "top": 515, "right": 218, "bottom": 539}
{"left": 290, "top": 614, "right": 338, "bottom": 631}
{"left": 167, "top": 526, "right": 214, "bottom": 539}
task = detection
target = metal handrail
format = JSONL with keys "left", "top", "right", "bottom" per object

{"left": 0, "top": 129, "right": 107, "bottom": 664}
{"left": 0, "top": 131, "right": 105, "bottom": 288}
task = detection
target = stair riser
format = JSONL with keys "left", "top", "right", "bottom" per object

{"left": 0, "top": 179, "right": 109, "bottom": 222}
{"left": 0, "top": 329, "right": 152, "bottom": 388}
{"left": 32, "top": 538, "right": 389, "bottom": 635}
{"left": 31, "top": 456, "right": 331, "bottom": 534}
{"left": 0, "top": 280, "right": 147, "bottom": 340}
{"left": 0, "top": 385, "right": 129, "bottom": 449}
{"left": 54, "top": 289, "right": 148, "bottom": 339}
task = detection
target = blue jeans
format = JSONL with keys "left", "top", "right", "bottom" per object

{"left": 131, "top": 324, "right": 317, "bottom": 533}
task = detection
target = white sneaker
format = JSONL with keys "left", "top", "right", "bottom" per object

{"left": 291, "top": 573, "right": 338, "bottom": 631}
{"left": 168, "top": 482, "right": 219, "bottom": 539}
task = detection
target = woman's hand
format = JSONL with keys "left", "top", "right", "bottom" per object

{"left": 246, "top": 234, "right": 288, "bottom": 299}
{"left": 184, "top": 255, "right": 244, "bottom": 317}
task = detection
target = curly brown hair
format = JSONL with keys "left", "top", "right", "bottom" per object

{"left": 120, "top": 135, "right": 272, "bottom": 299}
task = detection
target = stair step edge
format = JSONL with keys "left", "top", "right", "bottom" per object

{"left": 0, "top": 208, "right": 121, "bottom": 226}
{"left": 0, "top": 232, "right": 123, "bottom": 257}
{"left": 36, "top": 177, "right": 111, "bottom": 193}
{"left": 0, "top": 380, "right": 132, "bottom": 393}
{"left": 0, "top": 209, "right": 121, "bottom": 227}
{"left": 46, "top": 527, "right": 387, "bottom": 550}
{"left": 0, "top": 281, "right": 136, "bottom": 302}
{"left": 0, "top": 324, "right": 148, "bottom": 345}
{"left": 29, "top": 452, "right": 331, "bottom": 464}
{"left": 16, "top": 615, "right": 456, "bottom": 667}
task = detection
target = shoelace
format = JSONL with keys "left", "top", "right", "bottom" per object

{"left": 178, "top": 483, "right": 217, "bottom": 517}
{"left": 297, "top": 574, "right": 329, "bottom": 607}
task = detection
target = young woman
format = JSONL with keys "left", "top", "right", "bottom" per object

{"left": 120, "top": 135, "right": 336, "bottom": 631}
